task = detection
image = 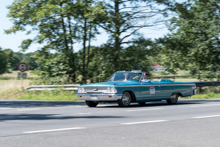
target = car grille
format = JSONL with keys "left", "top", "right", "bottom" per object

{"left": 87, "top": 92, "right": 103, "bottom": 95}
{"left": 85, "top": 87, "right": 108, "bottom": 93}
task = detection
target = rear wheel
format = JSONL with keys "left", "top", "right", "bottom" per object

{"left": 85, "top": 101, "right": 98, "bottom": 107}
{"left": 167, "top": 93, "right": 178, "bottom": 104}
{"left": 118, "top": 92, "right": 131, "bottom": 107}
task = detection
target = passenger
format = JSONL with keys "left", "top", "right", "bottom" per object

{"left": 142, "top": 72, "right": 151, "bottom": 82}
{"left": 123, "top": 73, "right": 129, "bottom": 81}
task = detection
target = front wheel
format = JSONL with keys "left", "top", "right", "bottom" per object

{"left": 118, "top": 92, "right": 131, "bottom": 107}
{"left": 167, "top": 93, "right": 178, "bottom": 104}
{"left": 86, "top": 101, "right": 98, "bottom": 107}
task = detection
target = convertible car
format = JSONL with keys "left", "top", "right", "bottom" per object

{"left": 77, "top": 70, "right": 196, "bottom": 107}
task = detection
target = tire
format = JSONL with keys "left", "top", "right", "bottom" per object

{"left": 138, "top": 102, "right": 146, "bottom": 106}
{"left": 118, "top": 92, "right": 131, "bottom": 107}
{"left": 167, "top": 93, "right": 178, "bottom": 104}
{"left": 85, "top": 101, "right": 98, "bottom": 107}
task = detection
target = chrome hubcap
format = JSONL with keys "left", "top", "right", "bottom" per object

{"left": 171, "top": 94, "right": 177, "bottom": 103}
{"left": 122, "top": 93, "right": 130, "bottom": 105}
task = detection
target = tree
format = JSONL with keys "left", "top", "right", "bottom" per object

{"left": 21, "top": 53, "right": 38, "bottom": 70}
{"left": 6, "top": 0, "right": 83, "bottom": 82}
{"left": 73, "top": 0, "right": 100, "bottom": 83}
{"left": 6, "top": 0, "right": 101, "bottom": 83}
{"left": 0, "top": 47, "right": 8, "bottom": 74}
{"left": 159, "top": 0, "right": 220, "bottom": 74}
{"left": 120, "top": 37, "right": 155, "bottom": 71}
{"left": 3, "top": 49, "right": 20, "bottom": 71}
{"left": 34, "top": 51, "right": 69, "bottom": 84}
{"left": 91, "top": 0, "right": 170, "bottom": 70}
{"left": 79, "top": 38, "right": 156, "bottom": 83}
{"left": 6, "top": 0, "right": 171, "bottom": 83}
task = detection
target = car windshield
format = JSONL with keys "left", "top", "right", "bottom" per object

{"left": 108, "top": 72, "right": 142, "bottom": 82}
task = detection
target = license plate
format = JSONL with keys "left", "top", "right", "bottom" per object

{"left": 91, "top": 95, "right": 98, "bottom": 100}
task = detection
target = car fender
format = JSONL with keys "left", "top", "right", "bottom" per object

{"left": 121, "top": 89, "right": 137, "bottom": 102}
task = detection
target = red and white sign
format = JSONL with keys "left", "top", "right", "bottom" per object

{"left": 150, "top": 86, "right": 155, "bottom": 94}
{"left": 18, "top": 62, "right": 28, "bottom": 72}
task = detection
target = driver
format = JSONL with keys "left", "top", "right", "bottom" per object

{"left": 141, "top": 72, "right": 151, "bottom": 82}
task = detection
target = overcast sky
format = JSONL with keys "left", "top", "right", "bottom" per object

{"left": 0, "top": 0, "right": 169, "bottom": 53}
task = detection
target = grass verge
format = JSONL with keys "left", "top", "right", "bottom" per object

{"left": 0, "top": 88, "right": 79, "bottom": 101}
{"left": 3, "top": 90, "right": 220, "bottom": 101}
{"left": 18, "top": 90, "right": 79, "bottom": 101}
{"left": 185, "top": 92, "right": 220, "bottom": 99}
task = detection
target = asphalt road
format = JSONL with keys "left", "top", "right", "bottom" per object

{"left": 1, "top": 99, "right": 220, "bottom": 147}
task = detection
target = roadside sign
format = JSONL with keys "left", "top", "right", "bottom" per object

{"left": 18, "top": 62, "right": 28, "bottom": 88}
{"left": 18, "top": 62, "right": 28, "bottom": 72}
{"left": 17, "top": 72, "right": 27, "bottom": 79}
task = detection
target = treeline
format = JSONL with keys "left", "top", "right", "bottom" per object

{"left": 0, "top": 47, "right": 38, "bottom": 74}
{"left": 34, "top": 38, "right": 157, "bottom": 84}
{"left": 3, "top": 0, "right": 220, "bottom": 84}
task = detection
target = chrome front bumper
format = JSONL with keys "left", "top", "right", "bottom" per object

{"left": 77, "top": 93, "right": 122, "bottom": 101}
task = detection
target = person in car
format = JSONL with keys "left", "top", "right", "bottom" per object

{"left": 124, "top": 73, "right": 129, "bottom": 81}
{"left": 142, "top": 72, "right": 151, "bottom": 82}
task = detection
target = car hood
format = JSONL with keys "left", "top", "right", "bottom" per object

{"left": 79, "top": 81, "right": 140, "bottom": 87}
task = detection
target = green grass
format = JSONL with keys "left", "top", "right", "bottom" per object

{"left": 17, "top": 90, "right": 79, "bottom": 101}
{"left": 186, "top": 92, "right": 220, "bottom": 99}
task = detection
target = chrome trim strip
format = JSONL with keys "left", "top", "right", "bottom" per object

{"left": 154, "top": 84, "right": 195, "bottom": 86}
{"left": 77, "top": 93, "right": 120, "bottom": 96}
{"left": 116, "top": 84, "right": 195, "bottom": 87}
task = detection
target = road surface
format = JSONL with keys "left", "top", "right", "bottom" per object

{"left": 1, "top": 99, "right": 220, "bottom": 147}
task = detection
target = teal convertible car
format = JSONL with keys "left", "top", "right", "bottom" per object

{"left": 77, "top": 70, "right": 196, "bottom": 107}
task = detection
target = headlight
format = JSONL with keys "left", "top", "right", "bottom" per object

{"left": 107, "top": 87, "right": 117, "bottom": 93}
{"left": 107, "top": 87, "right": 111, "bottom": 92}
{"left": 78, "top": 87, "right": 85, "bottom": 93}
{"left": 78, "top": 87, "right": 81, "bottom": 93}
{"left": 111, "top": 87, "right": 117, "bottom": 93}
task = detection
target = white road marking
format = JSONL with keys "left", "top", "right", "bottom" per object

{"left": 193, "top": 115, "right": 220, "bottom": 119}
{"left": 17, "top": 108, "right": 40, "bottom": 111}
{"left": 23, "top": 127, "right": 86, "bottom": 134}
{"left": 126, "top": 108, "right": 162, "bottom": 112}
{"left": 190, "top": 104, "right": 220, "bottom": 107}
{"left": 77, "top": 113, "right": 91, "bottom": 115}
{"left": 121, "top": 120, "right": 168, "bottom": 125}
{"left": 97, "top": 104, "right": 112, "bottom": 107}
{"left": 51, "top": 113, "right": 92, "bottom": 117}
{"left": 75, "top": 106, "right": 85, "bottom": 108}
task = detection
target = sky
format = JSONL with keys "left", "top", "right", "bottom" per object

{"left": 0, "top": 0, "right": 169, "bottom": 53}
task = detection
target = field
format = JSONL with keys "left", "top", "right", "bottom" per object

{"left": 0, "top": 80, "right": 30, "bottom": 98}
{"left": 0, "top": 70, "right": 220, "bottom": 100}
{"left": 0, "top": 71, "right": 32, "bottom": 99}
{"left": 0, "top": 71, "right": 78, "bottom": 100}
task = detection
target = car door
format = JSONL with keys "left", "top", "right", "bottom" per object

{"left": 138, "top": 81, "right": 162, "bottom": 101}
